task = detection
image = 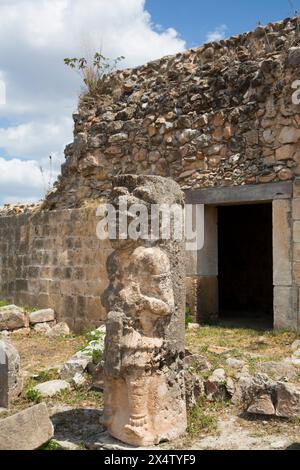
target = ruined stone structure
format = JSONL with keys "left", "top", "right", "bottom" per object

{"left": 2, "top": 17, "right": 300, "bottom": 330}
{"left": 102, "top": 175, "right": 186, "bottom": 446}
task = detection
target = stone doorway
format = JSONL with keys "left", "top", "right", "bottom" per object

{"left": 185, "top": 181, "right": 295, "bottom": 331}
{"left": 218, "top": 203, "right": 273, "bottom": 329}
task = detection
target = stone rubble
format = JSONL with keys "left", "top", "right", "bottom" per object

{"left": 0, "top": 304, "right": 72, "bottom": 338}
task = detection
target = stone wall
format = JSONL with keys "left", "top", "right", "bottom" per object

{"left": 0, "top": 208, "right": 111, "bottom": 332}
{"left": 45, "top": 17, "right": 300, "bottom": 210}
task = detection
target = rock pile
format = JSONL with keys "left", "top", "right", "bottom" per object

{"left": 0, "top": 305, "right": 70, "bottom": 338}
{"left": 185, "top": 341, "right": 300, "bottom": 418}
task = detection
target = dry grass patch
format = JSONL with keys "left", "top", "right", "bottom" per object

{"left": 186, "top": 325, "right": 300, "bottom": 376}
{"left": 10, "top": 331, "right": 86, "bottom": 373}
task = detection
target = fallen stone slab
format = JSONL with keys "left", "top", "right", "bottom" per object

{"left": 0, "top": 305, "right": 28, "bottom": 331}
{"left": 0, "top": 403, "right": 53, "bottom": 450}
{"left": 33, "top": 380, "right": 71, "bottom": 398}
{"left": 29, "top": 308, "right": 55, "bottom": 325}
{"left": 275, "top": 382, "right": 300, "bottom": 418}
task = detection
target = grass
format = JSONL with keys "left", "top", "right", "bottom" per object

{"left": 187, "top": 404, "right": 217, "bottom": 438}
{"left": 0, "top": 299, "right": 10, "bottom": 307}
{"left": 26, "top": 388, "right": 43, "bottom": 404}
{"left": 186, "top": 324, "right": 300, "bottom": 376}
{"left": 10, "top": 331, "right": 86, "bottom": 373}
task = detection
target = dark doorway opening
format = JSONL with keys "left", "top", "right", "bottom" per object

{"left": 218, "top": 203, "right": 273, "bottom": 329}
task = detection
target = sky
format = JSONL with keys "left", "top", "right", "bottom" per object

{"left": 0, "top": 0, "right": 299, "bottom": 206}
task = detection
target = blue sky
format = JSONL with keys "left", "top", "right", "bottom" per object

{"left": 146, "top": 0, "right": 300, "bottom": 48}
{"left": 0, "top": 0, "right": 299, "bottom": 205}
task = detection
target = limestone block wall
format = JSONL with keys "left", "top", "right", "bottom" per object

{"left": 0, "top": 208, "right": 111, "bottom": 332}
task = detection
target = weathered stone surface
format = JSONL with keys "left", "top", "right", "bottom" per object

{"left": 275, "top": 382, "right": 300, "bottom": 418}
{"left": 33, "top": 323, "right": 52, "bottom": 334}
{"left": 90, "top": 361, "right": 104, "bottom": 391}
{"left": 60, "top": 357, "right": 89, "bottom": 381}
{"left": 47, "top": 322, "right": 70, "bottom": 337}
{"left": 205, "top": 369, "right": 231, "bottom": 402}
{"left": 103, "top": 175, "right": 186, "bottom": 446}
{"left": 0, "top": 403, "right": 53, "bottom": 450}
{"left": 0, "top": 306, "right": 28, "bottom": 331}
{"left": 185, "top": 371, "right": 204, "bottom": 409}
{"left": 278, "top": 127, "right": 300, "bottom": 144}
{"left": 257, "top": 361, "right": 299, "bottom": 381}
{"left": 247, "top": 394, "right": 276, "bottom": 416}
{"left": 291, "top": 340, "right": 300, "bottom": 352}
{"left": 29, "top": 308, "right": 55, "bottom": 324}
{"left": 0, "top": 340, "right": 23, "bottom": 407}
{"left": 288, "top": 47, "right": 300, "bottom": 67}
{"left": 33, "top": 380, "right": 70, "bottom": 398}
{"left": 232, "top": 373, "right": 275, "bottom": 406}
{"left": 226, "top": 358, "right": 246, "bottom": 370}
{"left": 72, "top": 372, "right": 87, "bottom": 387}
{"left": 185, "top": 354, "right": 212, "bottom": 373}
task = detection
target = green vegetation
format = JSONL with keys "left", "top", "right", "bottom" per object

{"left": 64, "top": 52, "right": 124, "bottom": 96}
{"left": 41, "top": 440, "right": 63, "bottom": 451}
{"left": 0, "top": 299, "right": 9, "bottom": 307}
{"left": 26, "top": 388, "right": 42, "bottom": 404}
{"left": 187, "top": 403, "right": 218, "bottom": 437}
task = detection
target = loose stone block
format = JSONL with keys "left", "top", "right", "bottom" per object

{"left": 102, "top": 175, "right": 187, "bottom": 446}
{"left": 0, "top": 305, "right": 28, "bottom": 331}
{"left": 0, "top": 403, "right": 53, "bottom": 450}
{"left": 29, "top": 308, "right": 55, "bottom": 324}
{"left": 33, "top": 380, "right": 70, "bottom": 398}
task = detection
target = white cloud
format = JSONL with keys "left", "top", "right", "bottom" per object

{"left": 0, "top": 157, "right": 52, "bottom": 204}
{"left": 0, "top": 117, "right": 72, "bottom": 161}
{"left": 0, "top": 0, "right": 186, "bottom": 205}
{"left": 206, "top": 24, "right": 227, "bottom": 42}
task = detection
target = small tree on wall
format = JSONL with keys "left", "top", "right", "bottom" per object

{"left": 64, "top": 52, "right": 125, "bottom": 96}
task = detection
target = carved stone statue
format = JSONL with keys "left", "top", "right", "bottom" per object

{"left": 102, "top": 175, "right": 187, "bottom": 446}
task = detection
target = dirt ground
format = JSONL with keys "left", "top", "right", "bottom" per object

{"left": 1, "top": 325, "right": 300, "bottom": 450}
